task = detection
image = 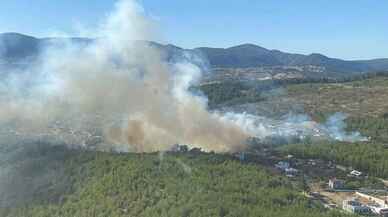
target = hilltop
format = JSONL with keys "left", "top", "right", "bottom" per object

{"left": 1, "top": 32, "right": 388, "bottom": 80}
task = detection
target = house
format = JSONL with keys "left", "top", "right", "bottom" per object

{"left": 328, "top": 178, "right": 345, "bottom": 190}
{"left": 342, "top": 199, "right": 371, "bottom": 215}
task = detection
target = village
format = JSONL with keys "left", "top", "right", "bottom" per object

{"left": 168, "top": 144, "right": 388, "bottom": 216}
{"left": 262, "top": 152, "right": 388, "bottom": 216}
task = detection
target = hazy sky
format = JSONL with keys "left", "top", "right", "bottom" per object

{"left": 0, "top": 0, "right": 387, "bottom": 60}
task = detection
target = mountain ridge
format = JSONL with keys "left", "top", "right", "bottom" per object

{"left": 1, "top": 32, "right": 388, "bottom": 74}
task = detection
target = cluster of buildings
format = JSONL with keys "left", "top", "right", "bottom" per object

{"left": 319, "top": 166, "right": 388, "bottom": 216}
{"left": 327, "top": 174, "right": 388, "bottom": 216}
{"left": 275, "top": 161, "right": 299, "bottom": 177}
{"left": 327, "top": 169, "right": 364, "bottom": 191}
{"left": 356, "top": 192, "right": 388, "bottom": 216}
{"left": 342, "top": 192, "right": 388, "bottom": 216}
{"left": 270, "top": 152, "right": 388, "bottom": 217}
{"left": 342, "top": 199, "right": 371, "bottom": 215}
{"left": 342, "top": 192, "right": 388, "bottom": 217}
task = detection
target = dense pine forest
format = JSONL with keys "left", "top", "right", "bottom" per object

{"left": 0, "top": 150, "right": 352, "bottom": 217}
{"left": 283, "top": 142, "right": 388, "bottom": 179}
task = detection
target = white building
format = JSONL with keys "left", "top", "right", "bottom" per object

{"left": 342, "top": 199, "right": 371, "bottom": 215}
{"left": 350, "top": 170, "right": 363, "bottom": 177}
{"left": 369, "top": 205, "right": 388, "bottom": 217}
{"left": 356, "top": 192, "right": 388, "bottom": 216}
{"left": 328, "top": 178, "right": 344, "bottom": 190}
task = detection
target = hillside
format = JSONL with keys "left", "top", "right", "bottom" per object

{"left": 195, "top": 44, "right": 378, "bottom": 73}
{"left": 1, "top": 32, "right": 388, "bottom": 78}
{"left": 0, "top": 145, "right": 347, "bottom": 217}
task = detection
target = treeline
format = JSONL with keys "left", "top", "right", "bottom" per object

{"left": 1, "top": 151, "right": 351, "bottom": 217}
{"left": 198, "top": 71, "right": 388, "bottom": 107}
{"left": 283, "top": 142, "right": 388, "bottom": 179}
{"left": 198, "top": 81, "right": 265, "bottom": 107}
{"left": 347, "top": 116, "right": 388, "bottom": 143}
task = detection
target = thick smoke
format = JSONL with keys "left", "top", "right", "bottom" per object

{"left": 0, "top": 0, "right": 248, "bottom": 153}
{"left": 0, "top": 0, "right": 365, "bottom": 154}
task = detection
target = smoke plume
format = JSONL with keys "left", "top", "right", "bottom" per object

{"left": 0, "top": 0, "right": 365, "bottom": 153}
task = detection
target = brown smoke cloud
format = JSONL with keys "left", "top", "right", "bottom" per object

{"left": 0, "top": 0, "right": 366, "bottom": 154}
{"left": 0, "top": 0, "right": 249, "bottom": 153}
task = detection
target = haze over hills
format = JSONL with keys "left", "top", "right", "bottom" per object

{"left": 195, "top": 44, "right": 388, "bottom": 72}
{"left": 0, "top": 33, "right": 92, "bottom": 62}
{"left": 1, "top": 32, "right": 388, "bottom": 78}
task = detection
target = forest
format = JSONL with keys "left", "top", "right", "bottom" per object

{"left": 0, "top": 150, "right": 353, "bottom": 217}
{"left": 283, "top": 142, "right": 388, "bottom": 179}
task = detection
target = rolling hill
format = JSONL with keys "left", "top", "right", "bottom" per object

{"left": 195, "top": 44, "right": 388, "bottom": 73}
{"left": 1, "top": 32, "right": 388, "bottom": 77}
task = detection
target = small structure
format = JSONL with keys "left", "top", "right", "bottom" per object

{"left": 356, "top": 191, "right": 388, "bottom": 216}
{"left": 275, "top": 161, "right": 298, "bottom": 177}
{"left": 342, "top": 199, "right": 371, "bottom": 215}
{"left": 368, "top": 204, "right": 388, "bottom": 217}
{"left": 287, "top": 154, "right": 294, "bottom": 159}
{"left": 308, "top": 159, "right": 317, "bottom": 166}
{"left": 324, "top": 203, "right": 337, "bottom": 209}
{"left": 328, "top": 178, "right": 345, "bottom": 190}
{"left": 350, "top": 170, "right": 363, "bottom": 177}
{"left": 275, "top": 161, "right": 290, "bottom": 171}
{"left": 285, "top": 168, "right": 298, "bottom": 177}
{"left": 170, "top": 144, "right": 189, "bottom": 152}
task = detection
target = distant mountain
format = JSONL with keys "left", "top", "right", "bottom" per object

{"left": 195, "top": 44, "right": 282, "bottom": 68}
{"left": 0, "top": 33, "right": 41, "bottom": 62}
{"left": 1, "top": 32, "right": 388, "bottom": 76}
{"left": 0, "top": 33, "right": 93, "bottom": 63}
{"left": 194, "top": 44, "right": 388, "bottom": 73}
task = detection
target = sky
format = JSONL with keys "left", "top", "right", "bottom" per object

{"left": 0, "top": 0, "right": 387, "bottom": 60}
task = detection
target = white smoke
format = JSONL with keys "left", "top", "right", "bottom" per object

{"left": 323, "top": 112, "right": 367, "bottom": 142}
{"left": 0, "top": 0, "right": 365, "bottom": 154}
{"left": 222, "top": 112, "right": 366, "bottom": 143}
